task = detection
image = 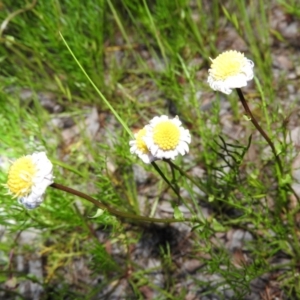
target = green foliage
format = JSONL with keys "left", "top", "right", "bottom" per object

{"left": 0, "top": 0, "right": 299, "bottom": 298}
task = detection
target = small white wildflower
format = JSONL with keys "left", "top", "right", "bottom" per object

{"left": 208, "top": 50, "right": 254, "bottom": 95}
{"left": 129, "top": 127, "right": 155, "bottom": 164}
{"left": 143, "top": 115, "right": 191, "bottom": 160}
{"left": 5, "top": 152, "right": 54, "bottom": 209}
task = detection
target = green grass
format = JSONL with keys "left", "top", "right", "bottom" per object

{"left": 1, "top": 0, "right": 300, "bottom": 298}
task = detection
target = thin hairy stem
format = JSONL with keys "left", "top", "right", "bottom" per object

{"left": 236, "top": 88, "right": 299, "bottom": 202}
{"left": 151, "top": 161, "right": 184, "bottom": 201}
{"left": 167, "top": 160, "right": 209, "bottom": 195}
{"left": 51, "top": 182, "right": 193, "bottom": 224}
{"left": 236, "top": 88, "right": 282, "bottom": 172}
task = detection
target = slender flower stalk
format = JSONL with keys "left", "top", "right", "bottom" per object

{"left": 236, "top": 88, "right": 299, "bottom": 202}
{"left": 50, "top": 182, "right": 193, "bottom": 224}
{"left": 151, "top": 161, "right": 183, "bottom": 201}
{"left": 236, "top": 88, "right": 283, "bottom": 173}
{"left": 166, "top": 160, "right": 209, "bottom": 195}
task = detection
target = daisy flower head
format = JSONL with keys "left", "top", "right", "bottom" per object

{"left": 5, "top": 152, "right": 54, "bottom": 209}
{"left": 208, "top": 50, "right": 254, "bottom": 95}
{"left": 144, "top": 115, "right": 191, "bottom": 160}
{"left": 129, "top": 127, "right": 155, "bottom": 164}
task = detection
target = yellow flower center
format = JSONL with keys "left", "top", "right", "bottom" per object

{"left": 7, "top": 157, "right": 37, "bottom": 197}
{"left": 210, "top": 50, "right": 246, "bottom": 80}
{"left": 136, "top": 128, "right": 149, "bottom": 154}
{"left": 153, "top": 121, "right": 180, "bottom": 150}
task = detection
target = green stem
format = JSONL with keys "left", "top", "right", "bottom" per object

{"left": 59, "top": 33, "right": 133, "bottom": 138}
{"left": 167, "top": 160, "right": 209, "bottom": 195}
{"left": 51, "top": 182, "right": 192, "bottom": 224}
{"left": 51, "top": 159, "right": 87, "bottom": 178}
{"left": 169, "top": 162, "right": 179, "bottom": 193}
{"left": 151, "top": 161, "right": 183, "bottom": 201}
{"left": 149, "top": 180, "right": 163, "bottom": 217}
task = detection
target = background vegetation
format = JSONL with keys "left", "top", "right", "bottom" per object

{"left": 0, "top": 0, "right": 300, "bottom": 299}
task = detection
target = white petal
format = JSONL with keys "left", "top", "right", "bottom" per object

{"left": 150, "top": 144, "right": 159, "bottom": 156}
{"left": 172, "top": 117, "right": 182, "bottom": 126}
{"left": 177, "top": 144, "right": 186, "bottom": 156}
{"left": 19, "top": 193, "right": 44, "bottom": 209}
{"left": 182, "top": 142, "right": 190, "bottom": 153}
{"left": 130, "top": 145, "right": 137, "bottom": 154}
{"left": 141, "top": 153, "right": 156, "bottom": 164}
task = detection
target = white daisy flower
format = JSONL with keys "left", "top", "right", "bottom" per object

{"left": 208, "top": 50, "right": 254, "bottom": 95}
{"left": 129, "top": 127, "right": 155, "bottom": 164}
{"left": 5, "top": 152, "right": 54, "bottom": 209}
{"left": 144, "top": 115, "right": 191, "bottom": 160}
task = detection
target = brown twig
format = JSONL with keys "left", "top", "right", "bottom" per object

{"left": 50, "top": 182, "right": 194, "bottom": 224}
{"left": 236, "top": 88, "right": 299, "bottom": 202}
